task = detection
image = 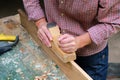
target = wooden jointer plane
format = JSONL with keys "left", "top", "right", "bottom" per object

{"left": 47, "top": 22, "right": 76, "bottom": 63}
{"left": 18, "top": 9, "right": 93, "bottom": 80}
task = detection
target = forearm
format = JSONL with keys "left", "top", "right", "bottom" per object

{"left": 23, "top": 0, "right": 45, "bottom": 20}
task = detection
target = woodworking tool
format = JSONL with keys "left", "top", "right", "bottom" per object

{"left": 47, "top": 22, "right": 76, "bottom": 63}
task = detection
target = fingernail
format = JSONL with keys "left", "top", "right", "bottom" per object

{"left": 49, "top": 46, "right": 52, "bottom": 48}
{"left": 50, "top": 38, "right": 53, "bottom": 41}
{"left": 50, "top": 37, "right": 52, "bottom": 41}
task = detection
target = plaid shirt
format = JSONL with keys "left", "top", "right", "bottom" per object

{"left": 23, "top": 0, "right": 120, "bottom": 56}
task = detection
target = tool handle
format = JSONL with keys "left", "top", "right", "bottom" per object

{"left": 0, "top": 34, "right": 16, "bottom": 41}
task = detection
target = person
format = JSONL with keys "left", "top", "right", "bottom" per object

{"left": 23, "top": 0, "right": 120, "bottom": 80}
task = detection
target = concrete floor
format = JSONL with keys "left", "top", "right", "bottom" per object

{"left": 0, "top": 0, "right": 120, "bottom": 79}
{"left": 109, "top": 32, "right": 120, "bottom": 63}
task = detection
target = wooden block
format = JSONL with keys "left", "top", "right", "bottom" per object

{"left": 18, "top": 9, "right": 93, "bottom": 80}
{"left": 47, "top": 22, "right": 76, "bottom": 63}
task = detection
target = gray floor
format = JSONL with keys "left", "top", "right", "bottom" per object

{"left": 108, "top": 32, "right": 120, "bottom": 79}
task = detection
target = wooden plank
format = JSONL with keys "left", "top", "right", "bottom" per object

{"left": 18, "top": 9, "right": 93, "bottom": 80}
{"left": 47, "top": 23, "right": 76, "bottom": 63}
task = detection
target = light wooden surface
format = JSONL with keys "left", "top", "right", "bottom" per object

{"left": 18, "top": 9, "right": 93, "bottom": 80}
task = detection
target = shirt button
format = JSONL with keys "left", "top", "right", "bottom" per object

{"left": 61, "top": 13, "right": 64, "bottom": 16}
{"left": 61, "top": 0, "right": 64, "bottom": 4}
{"left": 61, "top": 30, "right": 66, "bottom": 34}
{"left": 83, "top": 0, "right": 87, "bottom": 2}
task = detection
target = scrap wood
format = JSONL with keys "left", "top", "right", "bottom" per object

{"left": 18, "top": 9, "right": 93, "bottom": 80}
{"left": 34, "top": 74, "right": 48, "bottom": 80}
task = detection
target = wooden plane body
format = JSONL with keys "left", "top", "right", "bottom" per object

{"left": 47, "top": 23, "right": 76, "bottom": 63}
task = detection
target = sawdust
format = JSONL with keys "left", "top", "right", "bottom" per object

{"left": 20, "top": 47, "right": 25, "bottom": 53}
{"left": 34, "top": 70, "right": 50, "bottom": 80}
{"left": 34, "top": 75, "right": 48, "bottom": 80}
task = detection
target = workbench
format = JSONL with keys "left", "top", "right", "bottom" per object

{"left": 0, "top": 10, "right": 92, "bottom": 80}
{"left": 0, "top": 14, "right": 67, "bottom": 80}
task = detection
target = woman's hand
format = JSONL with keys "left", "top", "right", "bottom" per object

{"left": 36, "top": 18, "right": 52, "bottom": 47}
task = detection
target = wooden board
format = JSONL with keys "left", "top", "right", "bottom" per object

{"left": 18, "top": 9, "right": 93, "bottom": 80}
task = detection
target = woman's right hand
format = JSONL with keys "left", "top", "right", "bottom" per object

{"left": 36, "top": 18, "right": 52, "bottom": 47}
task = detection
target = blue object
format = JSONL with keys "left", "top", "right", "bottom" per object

{"left": 0, "top": 36, "right": 19, "bottom": 55}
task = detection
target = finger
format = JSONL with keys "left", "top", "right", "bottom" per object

{"left": 58, "top": 34, "right": 74, "bottom": 44}
{"left": 38, "top": 29, "right": 48, "bottom": 45}
{"left": 60, "top": 47, "right": 74, "bottom": 53}
{"left": 38, "top": 28, "right": 51, "bottom": 47}
{"left": 37, "top": 30, "right": 48, "bottom": 46}
{"left": 59, "top": 36, "right": 74, "bottom": 44}
{"left": 59, "top": 42, "right": 75, "bottom": 48}
{"left": 40, "top": 29, "right": 51, "bottom": 47}
{"left": 58, "top": 34, "right": 69, "bottom": 42}
{"left": 43, "top": 27, "right": 53, "bottom": 41}
{"left": 38, "top": 33, "right": 47, "bottom": 45}
{"left": 37, "top": 34, "right": 44, "bottom": 43}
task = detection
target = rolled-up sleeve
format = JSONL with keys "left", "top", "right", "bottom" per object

{"left": 23, "top": 0, "right": 45, "bottom": 20}
{"left": 88, "top": 0, "right": 120, "bottom": 45}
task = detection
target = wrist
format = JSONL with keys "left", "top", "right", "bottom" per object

{"left": 35, "top": 18, "right": 47, "bottom": 28}
{"left": 76, "top": 32, "right": 92, "bottom": 49}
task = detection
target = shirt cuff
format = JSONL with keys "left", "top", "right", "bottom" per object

{"left": 87, "top": 24, "right": 116, "bottom": 45}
